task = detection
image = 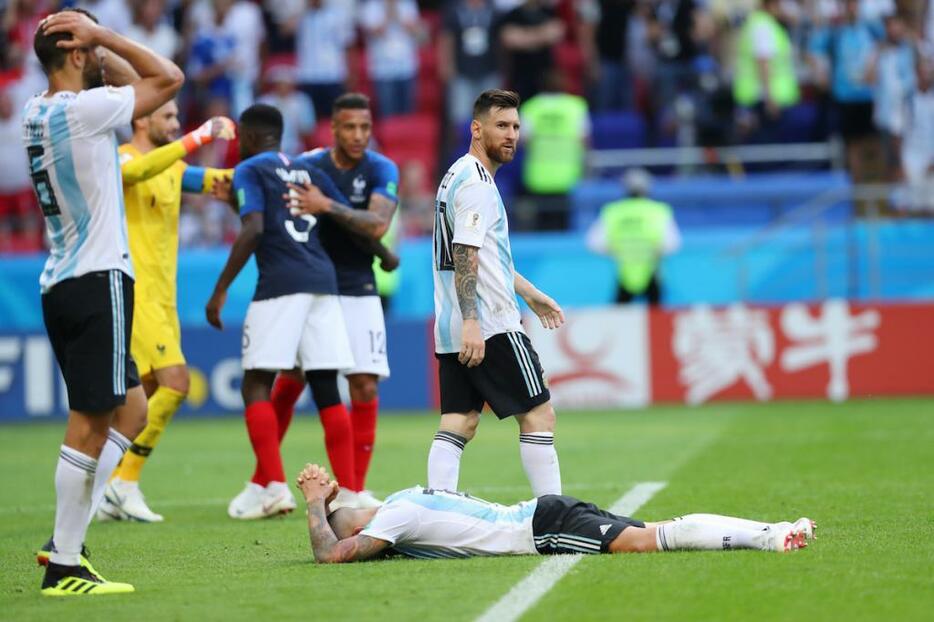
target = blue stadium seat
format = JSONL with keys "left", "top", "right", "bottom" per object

{"left": 590, "top": 112, "right": 648, "bottom": 150}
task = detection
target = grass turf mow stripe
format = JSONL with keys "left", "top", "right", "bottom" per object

{"left": 475, "top": 482, "right": 668, "bottom": 622}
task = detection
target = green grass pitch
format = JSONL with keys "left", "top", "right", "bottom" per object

{"left": 1, "top": 398, "right": 932, "bottom": 620}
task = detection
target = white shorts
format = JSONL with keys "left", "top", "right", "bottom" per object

{"left": 242, "top": 293, "right": 354, "bottom": 371}
{"left": 339, "top": 295, "right": 390, "bottom": 379}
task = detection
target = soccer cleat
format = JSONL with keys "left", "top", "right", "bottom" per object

{"left": 327, "top": 487, "right": 361, "bottom": 511}
{"left": 228, "top": 482, "right": 266, "bottom": 519}
{"left": 355, "top": 490, "right": 383, "bottom": 509}
{"left": 262, "top": 482, "right": 297, "bottom": 516}
{"left": 761, "top": 524, "right": 808, "bottom": 553}
{"left": 95, "top": 495, "right": 127, "bottom": 522}
{"left": 36, "top": 538, "right": 106, "bottom": 582}
{"left": 794, "top": 517, "right": 817, "bottom": 540}
{"left": 105, "top": 478, "right": 164, "bottom": 522}
{"left": 41, "top": 561, "right": 134, "bottom": 596}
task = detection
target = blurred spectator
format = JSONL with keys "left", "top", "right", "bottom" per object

{"left": 899, "top": 50, "right": 934, "bottom": 211}
{"left": 187, "top": 7, "right": 237, "bottom": 117}
{"left": 591, "top": 0, "right": 635, "bottom": 112}
{"left": 439, "top": 0, "right": 501, "bottom": 126}
{"left": 809, "top": 0, "right": 885, "bottom": 181}
{"left": 262, "top": 0, "right": 304, "bottom": 54}
{"left": 3, "top": 0, "right": 54, "bottom": 88}
{"left": 126, "top": 0, "right": 181, "bottom": 60}
{"left": 732, "top": 0, "right": 801, "bottom": 143}
{"left": 76, "top": 0, "right": 132, "bottom": 34}
{"left": 866, "top": 12, "right": 915, "bottom": 180}
{"left": 519, "top": 73, "right": 590, "bottom": 230}
{"left": 258, "top": 64, "right": 316, "bottom": 155}
{"left": 586, "top": 169, "right": 681, "bottom": 306}
{"left": 0, "top": 81, "right": 40, "bottom": 252}
{"left": 498, "top": 0, "right": 565, "bottom": 103}
{"left": 649, "top": 0, "right": 708, "bottom": 106}
{"left": 360, "top": 0, "right": 423, "bottom": 117}
{"left": 295, "top": 0, "right": 354, "bottom": 121}
{"left": 398, "top": 159, "right": 435, "bottom": 235}
{"left": 189, "top": 0, "right": 266, "bottom": 117}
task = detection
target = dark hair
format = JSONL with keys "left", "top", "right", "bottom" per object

{"left": 239, "top": 103, "right": 283, "bottom": 140}
{"left": 332, "top": 92, "right": 370, "bottom": 115}
{"left": 33, "top": 8, "right": 99, "bottom": 76}
{"left": 472, "top": 89, "right": 521, "bottom": 120}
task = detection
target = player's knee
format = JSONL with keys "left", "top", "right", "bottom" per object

{"left": 348, "top": 374, "right": 378, "bottom": 402}
{"left": 241, "top": 371, "right": 273, "bottom": 405}
{"left": 163, "top": 367, "right": 190, "bottom": 397}
{"left": 518, "top": 402, "right": 556, "bottom": 434}
{"left": 440, "top": 412, "right": 479, "bottom": 441}
{"left": 609, "top": 526, "right": 657, "bottom": 554}
{"left": 306, "top": 370, "right": 341, "bottom": 410}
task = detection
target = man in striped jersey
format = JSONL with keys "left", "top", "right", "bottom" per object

{"left": 430, "top": 89, "right": 565, "bottom": 497}
{"left": 295, "top": 463, "right": 815, "bottom": 563}
{"left": 22, "top": 8, "right": 183, "bottom": 595}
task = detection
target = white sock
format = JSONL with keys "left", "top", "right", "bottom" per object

{"left": 87, "top": 429, "right": 131, "bottom": 525}
{"left": 427, "top": 431, "right": 466, "bottom": 490}
{"left": 51, "top": 446, "right": 97, "bottom": 566}
{"left": 519, "top": 432, "right": 561, "bottom": 496}
{"left": 675, "top": 513, "right": 770, "bottom": 531}
{"left": 656, "top": 519, "right": 763, "bottom": 552}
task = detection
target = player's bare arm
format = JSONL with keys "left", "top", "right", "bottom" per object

{"left": 296, "top": 464, "right": 389, "bottom": 563}
{"left": 206, "top": 212, "right": 263, "bottom": 330}
{"left": 515, "top": 273, "right": 565, "bottom": 330}
{"left": 287, "top": 183, "right": 395, "bottom": 239}
{"left": 41, "top": 10, "right": 183, "bottom": 118}
{"left": 453, "top": 243, "right": 484, "bottom": 367}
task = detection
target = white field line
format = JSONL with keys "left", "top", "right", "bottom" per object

{"left": 475, "top": 481, "right": 668, "bottom": 622}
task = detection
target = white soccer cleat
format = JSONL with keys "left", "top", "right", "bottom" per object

{"left": 95, "top": 496, "right": 126, "bottom": 522}
{"left": 794, "top": 517, "right": 817, "bottom": 540}
{"left": 355, "top": 490, "right": 383, "bottom": 509}
{"left": 105, "top": 479, "right": 164, "bottom": 523}
{"left": 327, "top": 487, "right": 361, "bottom": 511}
{"left": 228, "top": 482, "right": 267, "bottom": 520}
{"left": 262, "top": 482, "right": 297, "bottom": 516}
{"left": 761, "top": 524, "right": 807, "bottom": 553}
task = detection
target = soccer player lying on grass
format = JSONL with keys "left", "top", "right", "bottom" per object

{"left": 295, "top": 464, "right": 816, "bottom": 563}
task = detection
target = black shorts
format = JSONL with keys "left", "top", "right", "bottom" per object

{"left": 532, "top": 494, "right": 645, "bottom": 555}
{"left": 836, "top": 101, "right": 875, "bottom": 139}
{"left": 437, "top": 331, "right": 550, "bottom": 419}
{"left": 41, "top": 270, "right": 140, "bottom": 412}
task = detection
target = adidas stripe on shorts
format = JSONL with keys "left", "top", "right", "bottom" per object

{"left": 436, "top": 330, "right": 550, "bottom": 419}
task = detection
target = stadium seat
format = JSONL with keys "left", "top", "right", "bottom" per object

{"left": 590, "top": 112, "right": 648, "bottom": 150}
{"left": 309, "top": 119, "right": 334, "bottom": 150}
{"left": 378, "top": 114, "right": 440, "bottom": 175}
{"left": 776, "top": 102, "right": 821, "bottom": 143}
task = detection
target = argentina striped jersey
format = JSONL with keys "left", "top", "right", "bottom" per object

{"left": 360, "top": 486, "right": 539, "bottom": 558}
{"left": 432, "top": 154, "right": 523, "bottom": 353}
{"left": 21, "top": 85, "right": 135, "bottom": 292}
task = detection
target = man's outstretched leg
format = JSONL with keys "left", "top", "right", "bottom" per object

{"left": 610, "top": 519, "right": 810, "bottom": 554}
{"left": 427, "top": 412, "right": 479, "bottom": 491}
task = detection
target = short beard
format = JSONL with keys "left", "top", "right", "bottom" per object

{"left": 83, "top": 65, "right": 104, "bottom": 90}
{"left": 149, "top": 129, "right": 171, "bottom": 147}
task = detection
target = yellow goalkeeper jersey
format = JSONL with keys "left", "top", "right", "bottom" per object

{"left": 120, "top": 143, "right": 186, "bottom": 307}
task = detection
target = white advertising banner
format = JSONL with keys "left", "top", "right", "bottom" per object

{"left": 525, "top": 306, "right": 650, "bottom": 409}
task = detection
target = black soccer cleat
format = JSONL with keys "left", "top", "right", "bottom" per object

{"left": 36, "top": 537, "right": 105, "bottom": 581}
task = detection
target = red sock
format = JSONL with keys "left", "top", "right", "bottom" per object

{"left": 271, "top": 374, "right": 305, "bottom": 443}
{"left": 351, "top": 399, "right": 378, "bottom": 491}
{"left": 246, "top": 401, "right": 285, "bottom": 486}
{"left": 319, "top": 404, "right": 358, "bottom": 492}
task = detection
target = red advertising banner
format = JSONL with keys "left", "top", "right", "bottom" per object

{"left": 650, "top": 301, "right": 934, "bottom": 404}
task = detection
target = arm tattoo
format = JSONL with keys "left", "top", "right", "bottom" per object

{"left": 326, "top": 194, "right": 395, "bottom": 239}
{"left": 453, "top": 243, "right": 479, "bottom": 320}
{"left": 306, "top": 500, "right": 387, "bottom": 563}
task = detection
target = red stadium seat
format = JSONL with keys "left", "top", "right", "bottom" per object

{"left": 309, "top": 119, "right": 334, "bottom": 150}
{"left": 377, "top": 113, "right": 441, "bottom": 176}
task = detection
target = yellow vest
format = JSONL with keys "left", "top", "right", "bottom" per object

{"left": 733, "top": 10, "right": 800, "bottom": 107}
{"left": 373, "top": 211, "right": 401, "bottom": 297}
{"left": 600, "top": 197, "right": 672, "bottom": 293}
{"left": 521, "top": 94, "right": 589, "bottom": 194}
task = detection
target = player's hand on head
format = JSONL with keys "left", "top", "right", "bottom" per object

{"left": 205, "top": 290, "right": 227, "bottom": 330}
{"left": 42, "top": 11, "right": 107, "bottom": 49}
{"left": 459, "top": 319, "right": 485, "bottom": 368}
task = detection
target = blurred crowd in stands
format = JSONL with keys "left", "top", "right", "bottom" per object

{"left": 1, "top": 0, "right": 933, "bottom": 252}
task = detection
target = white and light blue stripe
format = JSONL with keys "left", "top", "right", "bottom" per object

{"left": 109, "top": 271, "right": 126, "bottom": 395}
{"left": 507, "top": 332, "right": 542, "bottom": 397}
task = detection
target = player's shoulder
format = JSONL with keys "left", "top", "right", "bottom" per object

{"left": 445, "top": 156, "right": 495, "bottom": 196}
{"left": 382, "top": 486, "right": 425, "bottom": 505}
{"left": 118, "top": 143, "right": 139, "bottom": 165}
{"left": 298, "top": 147, "right": 330, "bottom": 166}
{"left": 235, "top": 151, "right": 278, "bottom": 174}
{"left": 364, "top": 149, "right": 398, "bottom": 171}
